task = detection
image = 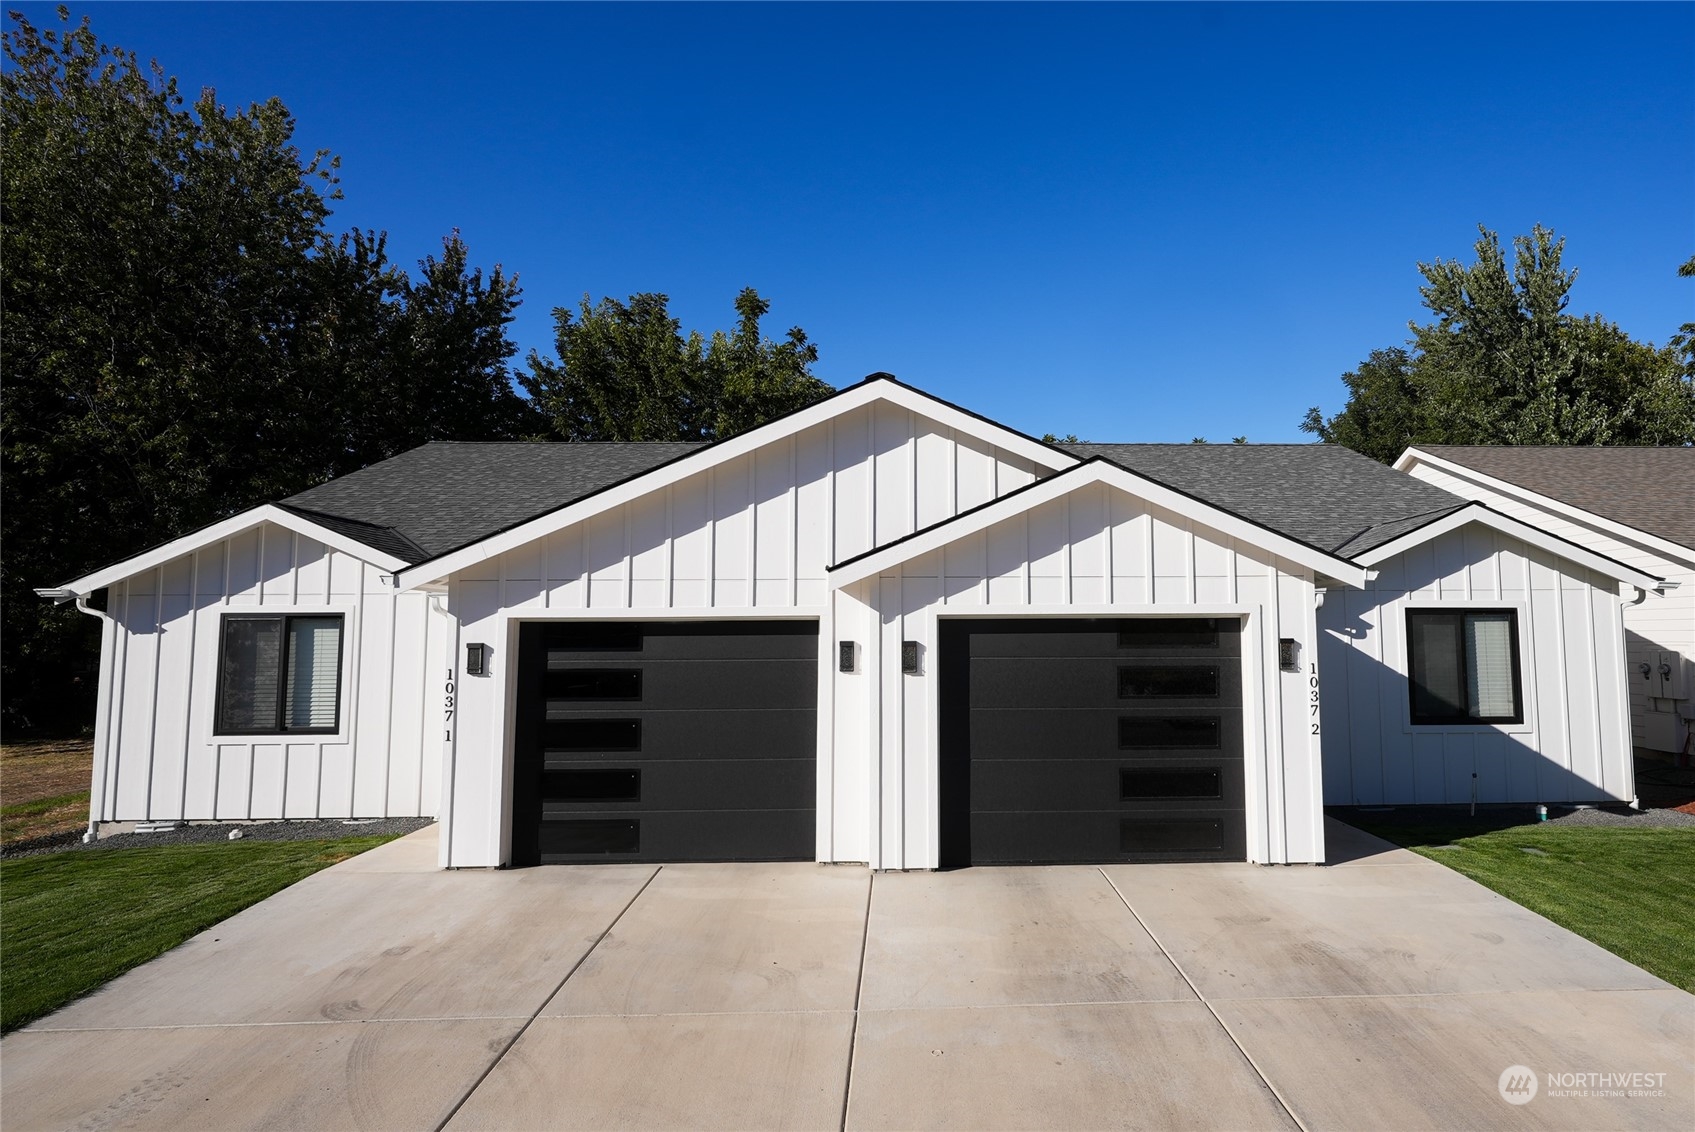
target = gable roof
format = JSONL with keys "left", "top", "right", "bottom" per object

{"left": 1343, "top": 502, "right": 1662, "bottom": 590}
{"left": 393, "top": 375, "right": 1078, "bottom": 587}
{"left": 828, "top": 456, "right": 1372, "bottom": 588}
{"left": 1062, "top": 443, "right": 1468, "bottom": 557}
{"left": 279, "top": 441, "right": 706, "bottom": 564}
{"left": 1400, "top": 446, "right": 1695, "bottom": 551}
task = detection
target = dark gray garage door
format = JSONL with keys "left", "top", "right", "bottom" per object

{"left": 938, "top": 617, "right": 1245, "bottom": 865}
{"left": 511, "top": 621, "right": 817, "bottom": 865}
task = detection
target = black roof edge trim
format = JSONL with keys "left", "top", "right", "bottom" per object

{"left": 273, "top": 503, "right": 429, "bottom": 561}
{"left": 1333, "top": 502, "right": 1476, "bottom": 556}
{"left": 826, "top": 454, "right": 1363, "bottom": 575}
{"left": 1362, "top": 500, "right": 1664, "bottom": 584}
{"left": 395, "top": 373, "right": 1082, "bottom": 577}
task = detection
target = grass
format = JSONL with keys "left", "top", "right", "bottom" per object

{"left": 1338, "top": 812, "right": 1695, "bottom": 992}
{"left": 0, "top": 836, "right": 397, "bottom": 1033}
{"left": 2, "top": 790, "right": 92, "bottom": 846}
{"left": 1, "top": 738, "right": 94, "bottom": 848}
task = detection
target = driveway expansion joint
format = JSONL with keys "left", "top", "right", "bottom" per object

{"left": 431, "top": 863, "right": 663, "bottom": 1132}
{"left": 838, "top": 868, "right": 874, "bottom": 1132}
{"left": 1098, "top": 866, "right": 1310, "bottom": 1132}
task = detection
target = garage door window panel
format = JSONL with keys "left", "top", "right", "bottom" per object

{"left": 549, "top": 669, "right": 642, "bottom": 701}
{"left": 1120, "top": 766, "right": 1222, "bottom": 799}
{"left": 1118, "top": 716, "right": 1222, "bottom": 749}
{"left": 1407, "top": 610, "right": 1523, "bottom": 725}
{"left": 1118, "top": 665, "right": 1221, "bottom": 698}
{"left": 215, "top": 614, "right": 343, "bottom": 735}
{"left": 546, "top": 719, "right": 642, "bottom": 749}
{"left": 545, "top": 768, "right": 641, "bottom": 801}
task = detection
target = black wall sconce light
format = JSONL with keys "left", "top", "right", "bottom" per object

{"left": 901, "top": 640, "right": 921, "bottom": 674}
{"left": 1278, "top": 638, "right": 1300, "bottom": 672}
{"left": 465, "top": 642, "right": 489, "bottom": 676}
{"left": 839, "top": 641, "right": 856, "bottom": 673}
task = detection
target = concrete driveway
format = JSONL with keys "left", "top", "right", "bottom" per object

{"left": 3, "top": 820, "right": 1690, "bottom": 1131}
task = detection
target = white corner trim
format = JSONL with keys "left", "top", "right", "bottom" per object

{"left": 1351, "top": 501, "right": 1663, "bottom": 589}
{"left": 827, "top": 459, "right": 1369, "bottom": 588}
{"left": 396, "top": 378, "right": 1079, "bottom": 590}
{"left": 62, "top": 504, "right": 410, "bottom": 594}
{"left": 1396, "top": 448, "right": 1695, "bottom": 569}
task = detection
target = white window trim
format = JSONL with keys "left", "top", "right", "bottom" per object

{"left": 200, "top": 604, "right": 358, "bottom": 745}
{"left": 1388, "top": 597, "right": 1537, "bottom": 736}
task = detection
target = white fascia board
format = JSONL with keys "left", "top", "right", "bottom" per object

{"left": 1351, "top": 502, "right": 1663, "bottom": 589}
{"left": 828, "top": 460, "right": 1370, "bottom": 588}
{"left": 61, "top": 504, "right": 410, "bottom": 594}
{"left": 396, "top": 378, "right": 1080, "bottom": 589}
{"left": 1396, "top": 448, "right": 1695, "bottom": 569}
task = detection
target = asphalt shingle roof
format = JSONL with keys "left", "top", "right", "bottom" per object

{"left": 1060, "top": 443, "right": 1469, "bottom": 557}
{"left": 277, "top": 438, "right": 1474, "bottom": 570}
{"left": 280, "top": 441, "right": 707, "bottom": 564}
{"left": 1415, "top": 446, "right": 1695, "bottom": 551}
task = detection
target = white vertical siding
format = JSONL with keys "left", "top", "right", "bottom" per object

{"left": 1406, "top": 461, "right": 1694, "bottom": 754}
{"left": 1319, "top": 523, "right": 1635, "bottom": 805}
{"left": 444, "top": 406, "right": 1063, "bottom": 867}
{"left": 92, "top": 522, "right": 440, "bottom": 824}
{"left": 863, "top": 486, "right": 1324, "bottom": 868}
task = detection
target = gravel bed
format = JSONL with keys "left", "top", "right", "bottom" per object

{"left": 1337, "top": 802, "right": 1695, "bottom": 834}
{"left": 3, "top": 818, "right": 433, "bottom": 859}
{"left": 1540, "top": 805, "right": 1695, "bottom": 829}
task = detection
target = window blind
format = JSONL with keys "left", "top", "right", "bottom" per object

{"left": 1465, "top": 613, "right": 1516, "bottom": 719}
{"left": 283, "top": 617, "right": 342, "bottom": 730}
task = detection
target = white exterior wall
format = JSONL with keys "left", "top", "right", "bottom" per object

{"left": 1318, "top": 523, "right": 1635, "bottom": 806}
{"left": 861, "top": 481, "right": 1327, "bottom": 867}
{"left": 442, "top": 402, "right": 1061, "bottom": 867}
{"left": 1405, "top": 461, "right": 1694, "bottom": 755}
{"left": 90, "top": 521, "right": 442, "bottom": 826}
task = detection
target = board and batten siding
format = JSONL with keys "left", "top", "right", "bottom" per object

{"left": 1404, "top": 461, "right": 1694, "bottom": 754}
{"left": 444, "top": 401, "right": 1061, "bottom": 868}
{"left": 90, "top": 521, "right": 443, "bottom": 827}
{"left": 1317, "top": 523, "right": 1635, "bottom": 806}
{"left": 855, "top": 480, "right": 1327, "bottom": 868}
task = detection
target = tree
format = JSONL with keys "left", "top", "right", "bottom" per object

{"left": 1303, "top": 226, "right": 1695, "bottom": 460}
{"left": 520, "top": 288, "right": 830, "bottom": 441}
{"left": 1, "top": 11, "right": 529, "bottom": 732}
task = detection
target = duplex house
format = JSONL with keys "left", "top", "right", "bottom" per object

{"left": 44, "top": 377, "right": 1663, "bottom": 868}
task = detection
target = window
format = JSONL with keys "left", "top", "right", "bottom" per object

{"left": 215, "top": 615, "right": 343, "bottom": 734}
{"left": 1406, "top": 610, "right": 1523, "bottom": 725}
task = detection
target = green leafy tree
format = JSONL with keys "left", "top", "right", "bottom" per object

{"left": 521, "top": 288, "right": 830, "bottom": 441}
{"left": 1303, "top": 226, "right": 1695, "bottom": 461}
{"left": 1, "top": 11, "right": 528, "bottom": 732}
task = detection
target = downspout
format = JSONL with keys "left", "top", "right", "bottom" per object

{"left": 72, "top": 595, "right": 115, "bottom": 843}
{"left": 1625, "top": 586, "right": 1648, "bottom": 809}
{"left": 37, "top": 590, "right": 117, "bottom": 843}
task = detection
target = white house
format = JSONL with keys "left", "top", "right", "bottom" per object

{"left": 44, "top": 377, "right": 1663, "bottom": 869}
{"left": 1395, "top": 446, "right": 1693, "bottom": 762}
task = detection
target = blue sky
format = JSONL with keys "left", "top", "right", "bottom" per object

{"left": 18, "top": 2, "right": 1694, "bottom": 442}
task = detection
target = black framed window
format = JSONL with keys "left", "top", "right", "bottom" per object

{"left": 215, "top": 615, "right": 344, "bottom": 734}
{"left": 1406, "top": 610, "right": 1523, "bottom": 725}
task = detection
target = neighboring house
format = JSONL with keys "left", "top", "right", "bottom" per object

{"left": 40, "top": 377, "right": 1662, "bottom": 869}
{"left": 1396, "top": 446, "right": 1694, "bottom": 762}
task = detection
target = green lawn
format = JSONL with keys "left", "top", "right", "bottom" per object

{"left": 1, "top": 836, "right": 396, "bottom": 1033}
{"left": 1337, "top": 813, "right": 1695, "bottom": 992}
